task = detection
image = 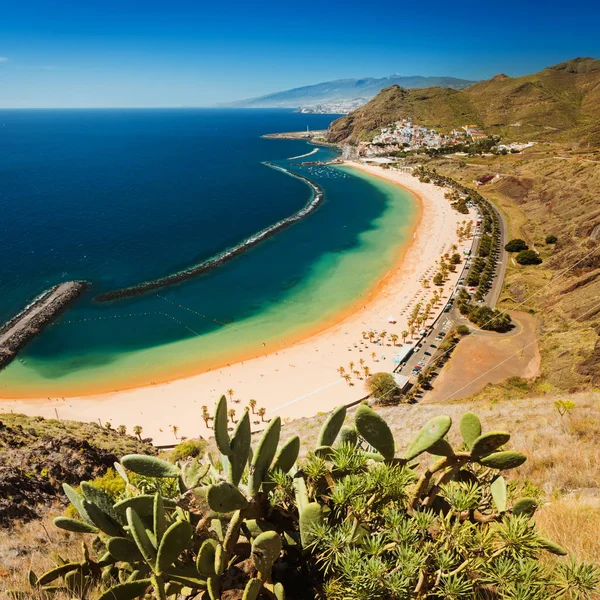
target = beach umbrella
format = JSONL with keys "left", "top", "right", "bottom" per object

{"left": 387, "top": 316, "right": 396, "bottom": 323}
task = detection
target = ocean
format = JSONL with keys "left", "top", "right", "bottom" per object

{"left": 0, "top": 109, "right": 417, "bottom": 396}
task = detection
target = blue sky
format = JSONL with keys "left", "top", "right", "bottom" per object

{"left": 0, "top": 0, "right": 599, "bottom": 107}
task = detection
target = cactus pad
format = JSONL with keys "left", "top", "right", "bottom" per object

{"left": 97, "top": 579, "right": 152, "bottom": 600}
{"left": 355, "top": 404, "right": 395, "bottom": 460}
{"left": 479, "top": 451, "right": 526, "bottom": 470}
{"left": 207, "top": 481, "right": 249, "bottom": 512}
{"left": 470, "top": 432, "right": 510, "bottom": 459}
{"left": 459, "top": 412, "right": 482, "bottom": 449}
{"left": 271, "top": 435, "right": 300, "bottom": 475}
{"left": 317, "top": 405, "right": 347, "bottom": 447}
{"left": 248, "top": 416, "right": 281, "bottom": 495}
{"left": 338, "top": 425, "right": 358, "bottom": 446}
{"left": 214, "top": 395, "right": 233, "bottom": 456}
{"left": 53, "top": 517, "right": 99, "bottom": 534}
{"left": 512, "top": 497, "right": 538, "bottom": 518}
{"left": 227, "top": 409, "right": 251, "bottom": 486}
{"left": 196, "top": 538, "right": 218, "bottom": 577}
{"left": 299, "top": 502, "right": 323, "bottom": 548}
{"left": 120, "top": 455, "right": 180, "bottom": 478}
{"left": 251, "top": 531, "right": 282, "bottom": 576}
{"left": 490, "top": 476, "right": 507, "bottom": 513}
{"left": 538, "top": 537, "right": 568, "bottom": 556}
{"left": 242, "top": 578, "right": 263, "bottom": 600}
{"left": 156, "top": 520, "right": 193, "bottom": 574}
{"left": 404, "top": 415, "right": 452, "bottom": 461}
{"left": 125, "top": 507, "right": 157, "bottom": 565}
{"left": 107, "top": 537, "right": 143, "bottom": 563}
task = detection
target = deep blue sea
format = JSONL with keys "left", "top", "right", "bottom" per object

{"left": 0, "top": 109, "right": 416, "bottom": 395}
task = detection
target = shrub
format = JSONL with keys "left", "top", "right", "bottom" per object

{"left": 546, "top": 234, "right": 558, "bottom": 244}
{"left": 517, "top": 249, "right": 543, "bottom": 265}
{"left": 366, "top": 372, "right": 398, "bottom": 400}
{"left": 505, "top": 238, "right": 529, "bottom": 252}
{"left": 24, "top": 399, "right": 599, "bottom": 600}
{"left": 456, "top": 324, "right": 471, "bottom": 335}
{"left": 433, "top": 272, "right": 444, "bottom": 285}
{"left": 169, "top": 438, "right": 206, "bottom": 462}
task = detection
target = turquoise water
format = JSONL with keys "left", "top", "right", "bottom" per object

{"left": 0, "top": 109, "right": 417, "bottom": 395}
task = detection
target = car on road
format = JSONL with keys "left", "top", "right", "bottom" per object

{"left": 417, "top": 360, "right": 426, "bottom": 367}
{"left": 424, "top": 351, "right": 432, "bottom": 356}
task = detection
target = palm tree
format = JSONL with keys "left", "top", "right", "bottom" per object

{"left": 390, "top": 333, "right": 399, "bottom": 346}
{"left": 422, "top": 279, "right": 430, "bottom": 288}
{"left": 343, "top": 374, "right": 352, "bottom": 385}
{"left": 104, "top": 422, "right": 112, "bottom": 430}
{"left": 228, "top": 409, "right": 236, "bottom": 423}
{"left": 248, "top": 399, "right": 257, "bottom": 414}
{"left": 363, "top": 366, "right": 371, "bottom": 378}
{"left": 409, "top": 325, "right": 415, "bottom": 339}
{"left": 353, "top": 370, "right": 361, "bottom": 379}
{"left": 337, "top": 366, "right": 346, "bottom": 376}
{"left": 133, "top": 425, "right": 143, "bottom": 441}
{"left": 361, "top": 331, "right": 367, "bottom": 339}
{"left": 257, "top": 407, "right": 266, "bottom": 422}
{"left": 359, "top": 358, "right": 365, "bottom": 366}
{"left": 227, "top": 388, "right": 235, "bottom": 403}
{"left": 401, "top": 330, "right": 408, "bottom": 343}
{"left": 201, "top": 406, "right": 211, "bottom": 428}
{"left": 172, "top": 425, "right": 179, "bottom": 439}
{"left": 371, "top": 352, "right": 377, "bottom": 361}
{"left": 117, "top": 425, "right": 126, "bottom": 436}
{"left": 349, "top": 361, "right": 355, "bottom": 372}
{"left": 380, "top": 331, "right": 387, "bottom": 344}
{"left": 368, "top": 331, "right": 375, "bottom": 343}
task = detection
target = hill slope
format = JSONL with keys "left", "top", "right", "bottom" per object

{"left": 227, "top": 74, "right": 476, "bottom": 108}
{"left": 328, "top": 58, "right": 600, "bottom": 144}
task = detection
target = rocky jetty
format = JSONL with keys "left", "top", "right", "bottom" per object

{"left": 0, "top": 281, "right": 88, "bottom": 370}
{"left": 95, "top": 163, "right": 324, "bottom": 302}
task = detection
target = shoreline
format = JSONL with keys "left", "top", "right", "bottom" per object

{"left": 0, "top": 166, "right": 422, "bottom": 399}
{"left": 0, "top": 163, "right": 473, "bottom": 444}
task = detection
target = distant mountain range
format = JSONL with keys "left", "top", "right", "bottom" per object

{"left": 226, "top": 75, "right": 477, "bottom": 109}
{"left": 327, "top": 58, "right": 600, "bottom": 145}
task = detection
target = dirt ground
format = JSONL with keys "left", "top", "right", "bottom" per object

{"left": 425, "top": 311, "right": 540, "bottom": 403}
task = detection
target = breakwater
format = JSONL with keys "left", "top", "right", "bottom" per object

{"left": 95, "top": 163, "right": 324, "bottom": 302}
{"left": 0, "top": 281, "right": 88, "bottom": 370}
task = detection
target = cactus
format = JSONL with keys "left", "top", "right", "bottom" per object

{"left": 404, "top": 415, "right": 452, "bottom": 461}
{"left": 459, "top": 411, "right": 481, "bottom": 449}
{"left": 316, "top": 405, "right": 347, "bottom": 447}
{"left": 227, "top": 408, "right": 251, "bottom": 486}
{"left": 470, "top": 431, "right": 511, "bottom": 458}
{"left": 20, "top": 405, "right": 591, "bottom": 600}
{"left": 512, "top": 497, "right": 538, "bottom": 518}
{"left": 479, "top": 451, "right": 526, "bottom": 470}
{"left": 242, "top": 578, "right": 263, "bottom": 600}
{"left": 490, "top": 476, "right": 507, "bottom": 512}
{"left": 338, "top": 425, "right": 358, "bottom": 446}
{"left": 156, "top": 520, "right": 194, "bottom": 574}
{"left": 354, "top": 404, "right": 395, "bottom": 459}
{"left": 207, "top": 481, "right": 249, "bottom": 512}
{"left": 299, "top": 502, "right": 323, "bottom": 548}
{"left": 126, "top": 507, "right": 157, "bottom": 565}
{"left": 214, "top": 395, "right": 232, "bottom": 456}
{"left": 271, "top": 435, "right": 300, "bottom": 475}
{"left": 53, "top": 516, "right": 99, "bottom": 534}
{"left": 196, "top": 539, "right": 218, "bottom": 578}
{"left": 248, "top": 416, "right": 281, "bottom": 495}
{"left": 120, "top": 454, "right": 180, "bottom": 478}
{"left": 107, "top": 537, "right": 143, "bottom": 562}
{"left": 251, "top": 531, "right": 282, "bottom": 580}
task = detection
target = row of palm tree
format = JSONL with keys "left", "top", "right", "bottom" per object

{"left": 201, "top": 398, "right": 267, "bottom": 429}
{"left": 112, "top": 423, "right": 144, "bottom": 441}
{"left": 360, "top": 330, "right": 408, "bottom": 346}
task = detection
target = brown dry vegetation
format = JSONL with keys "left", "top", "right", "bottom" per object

{"left": 421, "top": 144, "right": 600, "bottom": 393}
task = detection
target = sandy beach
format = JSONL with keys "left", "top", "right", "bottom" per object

{"left": 0, "top": 162, "right": 474, "bottom": 445}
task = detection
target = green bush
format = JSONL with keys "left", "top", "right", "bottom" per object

{"left": 456, "top": 324, "right": 471, "bottom": 335}
{"left": 517, "top": 249, "right": 543, "bottom": 265}
{"left": 366, "top": 372, "right": 398, "bottom": 400}
{"left": 27, "top": 399, "right": 599, "bottom": 600}
{"left": 546, "top": 234, "right": 558, "bottom": 244}
{"left": 169, "top": 438, "right": 206, "bottom": 462}
{"left": 505, "top": 238, "right": 529, "bottom": 252}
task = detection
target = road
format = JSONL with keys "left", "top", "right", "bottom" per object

{"left": 395, "top": 188, "right": 509, "bottom": 385}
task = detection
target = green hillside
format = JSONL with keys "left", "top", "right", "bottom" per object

{"left": 328, "top": 57, "right": 600, "bottom": 145}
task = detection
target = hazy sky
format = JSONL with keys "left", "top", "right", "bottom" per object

{"left": 1, "top": 0, "right": 599, "bottom": 108}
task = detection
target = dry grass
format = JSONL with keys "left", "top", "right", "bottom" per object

{"left": 0, "top": 509, "right": 91, "bottom": 597}
{"left": 535, "top": 496, "right": 600, "bottom": 564}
